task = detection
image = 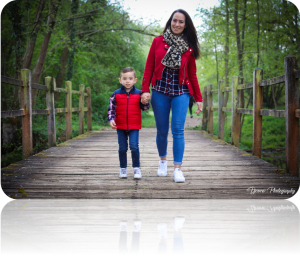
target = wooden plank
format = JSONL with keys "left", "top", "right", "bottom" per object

{"left": 223, "top": 87, "right": 232, "bottom": 92}
{"left": 211, "top": 107, "right": 218, "bottom": 111}
{"left": 32, "top": 82, "right": 47, "bottom": 91}
{"left": 54, "top": 87, "right": 68, "bottom": 93}
{"left": 1, "top": 75, "right": 23, "bottom": 86}
{"left": 1, "top": 109, "right": 25, "bottom": 118}
{"left": 32, "top": 109, "right": 49, "bottom": 115}
{"left": 237, "top": 108, "right": 253, "bottom": 115}
{"left": 237, "top": 82, "right": 252, "bottom": 90}
{"left": 222, "top": 107, "right": 232, "bottom": 113}
{"left": 72, "top": 90, "right": 80, "bottom": 95}
{"left": 56, "top": 108, "right": 68, "bottom": 113}
{"left": 259, "top": 109, "right": 285, "bottom": 117}
{"left": 260, "top": 74, "right": 285, "bottom": 86}
{"left": 295, "top": 109, "right": 300, "bottom": 118}
{"left": 284, "top": 55, "right": 299, "bottom": 176}
{"left": 72, "top": 107, "right": 80, "bottom": 112}
{"left": 210, "top": 89, "right": 218, "bottom": 94}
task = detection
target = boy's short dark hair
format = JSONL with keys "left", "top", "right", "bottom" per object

{"left": 120, "top": 67, "right": 136, "bottom": 78}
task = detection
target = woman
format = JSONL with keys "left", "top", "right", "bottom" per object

{"left": 141, "top": 9, "right": 203, "bottom": 183}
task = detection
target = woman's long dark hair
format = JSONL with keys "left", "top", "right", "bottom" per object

{"left": 163, "top": 9, "right": 201, "bottom": 59}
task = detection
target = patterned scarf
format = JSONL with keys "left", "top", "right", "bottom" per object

{"left": 161, "top": 27, "right": 189, "bottom": 69}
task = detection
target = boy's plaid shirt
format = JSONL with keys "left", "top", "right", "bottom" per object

{"left": 107, "top": 91, "right": 150, "bottom": 122}
{"left": 152, "top": 67, "right": 190, "bottom": 96}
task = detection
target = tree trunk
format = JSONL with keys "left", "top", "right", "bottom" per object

{"left": 22, "top": 0, "right": 46, "bottom": 69}
{"left": 256, "top": 0, "right": 260, "bottom": 67}
{"left": 224, "top": 0, "right": 230, "bottom": 116}
{"left": 31, "top": 0, "right": 61, "bottom": 105}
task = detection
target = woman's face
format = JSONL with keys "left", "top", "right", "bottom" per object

{"left": 170, "top": 12, "right": 186, "bottom": 36}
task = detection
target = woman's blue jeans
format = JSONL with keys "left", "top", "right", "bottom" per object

{"left": 119, "top": 231, "right": 140, "bottom": 253}
{"left": 117, "top": 129, "right": 140, "bottom": 168}
{"left": 151, "top": 90, "right": 189, "bottom": 165}
{"left": 157, "top": 235, "right": 185, "bottom": 255}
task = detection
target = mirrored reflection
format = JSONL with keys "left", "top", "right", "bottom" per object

{"left": 1, "top": 199, "right": 299, "bottom": 258}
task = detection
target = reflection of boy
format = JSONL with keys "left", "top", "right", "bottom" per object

{"left": 107, "top": 67, "right": 149, "bottom": 179}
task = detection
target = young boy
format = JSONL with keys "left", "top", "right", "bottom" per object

{"left": 107, "top": 67, "right": 149, "bottom": 179}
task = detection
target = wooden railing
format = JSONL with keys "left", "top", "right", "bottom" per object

{"left": 202, "top": 55, "right": 299, "bottom": 177}
{"left": 1, "top": 68, "right": 92, "bottom": 159}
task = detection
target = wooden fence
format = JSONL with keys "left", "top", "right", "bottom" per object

{"left": 1, "top": 68, "right": 92, "bottom": 159}
{"left": 202, "top": 55, "right": 300, "bottom": 177}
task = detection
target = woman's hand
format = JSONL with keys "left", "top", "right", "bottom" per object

{"left": 141, "top": 92, "right": 151, "bottom": 104}
{"left": 195, "top": 102, "right": 203, "bottom": 114}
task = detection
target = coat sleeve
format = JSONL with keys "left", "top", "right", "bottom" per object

{"left": 187, "top": 56, "right": 203, "bottom": 102}
{"left": 142, "top": 37, "right": 157, "bottom": 93}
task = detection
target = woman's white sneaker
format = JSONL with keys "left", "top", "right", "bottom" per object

{"left": 157, "top": 223, "right": 168, "bottom": 239}
{"left": 157, "top": 160, "right": 168, "bottom": 176}
{"left": 173, "top": 168, "right": 185, "bottom": 183}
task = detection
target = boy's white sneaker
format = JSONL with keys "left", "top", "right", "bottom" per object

{"left": 157, "top": 223, "right": 168, "bottom": 239}
{"left": 133, "top": 168, "right": 142, "bottom": 179}
{"left": 119, "top": 168, "right": 127, "bottom": 179}
{"left": 133, "top": 221, "right": 142, "bottom": 232}
{"left": 119, "top": 221, "right": 127, "bottom": 232}
{"left": 174, "top": 217, "right": 185, "bottom": 231}
{"left": 157, "top": 160, "right": 167, "bottom": 176}
{"left": 173, "top": 168, "right": 185, "bottom": 183}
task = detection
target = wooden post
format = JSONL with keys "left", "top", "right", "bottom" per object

{"left": 79, "top": 84, "right": 85, "bottom": 135}
{"left": 22, "top": 239, "right": 33, "bottom": 255}
{"left": 86, "top": 87, "right": 92, "bottom": 131}
{"left": 218, "top": 80, "right": 225, "bottom": 140}
{"left": 231, "top": 76, "right": 240, "bottom": 147}
{"left": 285, "top": 222, "right": 299, "bottom": 254}
{"left": 252, "top": 241, "right": 261, "bottom": 255}
{"left": 253, "top": 68, "right": 263, "bottom": 158}
{"left": 284, "top": 55, "right": 299, "bottom": 176}
{"left": 21, "top": 69, "right": 33, "bottom": 159}
{"left": 65, "top": 81, "right": 72, "bottom": 140}
{"left": 207, "top": 84, "right": 213, "bottom": 134}
{"left": 45, "top": 76, "right": 56, "bottom": 147}
{"left": 201, "top": 86, "right": 208, "bottom": 131}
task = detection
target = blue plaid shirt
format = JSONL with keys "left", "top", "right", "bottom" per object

{"left": 152, "top": 67, "right": 189, "bottom": 96}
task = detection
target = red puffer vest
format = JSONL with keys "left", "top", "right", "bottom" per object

{"left": 115, "top": 85, "right": 142, "bottom": 130}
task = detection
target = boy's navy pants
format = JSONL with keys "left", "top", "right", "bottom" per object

{"left": 117, "top": 129, "right": 140, "bottom": 168}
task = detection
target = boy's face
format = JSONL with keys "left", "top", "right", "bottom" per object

{"left": 119, "top": 71, "right": 137, "bottom": 90}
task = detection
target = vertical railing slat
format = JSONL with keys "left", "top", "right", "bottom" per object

{"left": 207, "top": 84, "right": 213, "bottom": 134}
{"left": 45, "top": 76, "right": 56, "bottom": 147}
{"left": 65, "top": 81, "right": 72, "bottom": 140}
{"left": 231, "top": 76, "right": 240, "bottom": 147}
{"left": 21, "top": 69, "right": 33, "bottom": 159}
{"left": 252, "top": 68, "right": 263, "bottom": 158}
{"left": 79, "top": 84, "right": 85, "bottom": 135}
{"left": 86, "top": 87, "right": 92, "bottom": 131}
{"left": 218, "top": 80, "right": 225, "bottom": 140}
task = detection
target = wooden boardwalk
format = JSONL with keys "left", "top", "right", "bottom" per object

{"left": 1, "top": 127, "right": 299, "bottom": 199}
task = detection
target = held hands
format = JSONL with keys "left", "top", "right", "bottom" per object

{"left": 110, "top": 120, "right": 117, "bottom": 129}
{"left": 141, "top": 92, "right": 151, "bottom": 105}
{"left": 195, "top": 102, "right": 203, "bottom": 114}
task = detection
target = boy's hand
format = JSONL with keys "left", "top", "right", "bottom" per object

{"left": 110, "top": 120, "right": 117, "bottom": 129}
{"left": 141, "top": 93, "right": 151, "bottom": 105}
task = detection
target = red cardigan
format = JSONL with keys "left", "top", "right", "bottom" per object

{"left": 142, "top": 36, "right": 203, "bottom": 102}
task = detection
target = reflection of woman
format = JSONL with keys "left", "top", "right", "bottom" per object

{"left": 141, "top": 9, "right": 203, "bottom": 183}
